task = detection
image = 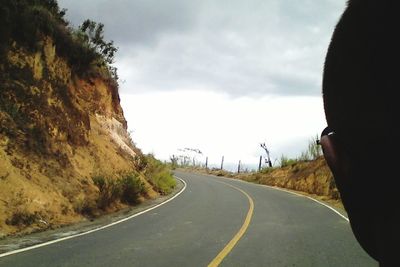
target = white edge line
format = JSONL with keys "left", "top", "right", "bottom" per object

{"left": 303, "top": 196, "right": 349, "bottom": 222}
{"left": 260, "top": 182, "right": 349, "bottom": 222}
{"left": 205, "top": 173, "right": 349, "bottom": 222}
{"left": 0, "top": 177, "right": 187, "bottom": 258}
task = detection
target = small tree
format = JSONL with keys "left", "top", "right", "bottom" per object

{"left": 79, "top": 19, "right": 118, "bottom": 65}
{"left": 78, "top": 19, "right": 118, "bottom": 80}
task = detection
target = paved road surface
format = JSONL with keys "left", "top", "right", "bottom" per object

{"left": 0, "top": 171, "right": 377, "bottom": 266}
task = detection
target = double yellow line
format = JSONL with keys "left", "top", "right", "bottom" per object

{"left": 207, "top": 181, "right": 255, "bottom": 267}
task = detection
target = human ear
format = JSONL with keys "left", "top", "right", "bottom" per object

{"left": 320, "top": 134, "right": 347, "bottom": 182}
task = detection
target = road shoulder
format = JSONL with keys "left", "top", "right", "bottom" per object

{"left": 0, "top": 177, "right": 185, "bottom": 255}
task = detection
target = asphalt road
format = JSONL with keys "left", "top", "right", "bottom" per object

{"left": 0, "top": 171, "right": 377, "bottom": 266}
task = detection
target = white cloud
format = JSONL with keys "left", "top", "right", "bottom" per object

{"left": 59, "top": 0, "right": 347, "bottom": 97}
{"left": 121, "top": 91, "right": 326, "bottom": 170}
{"left": 57, "top": 0, "right": 346, "bottom": 168}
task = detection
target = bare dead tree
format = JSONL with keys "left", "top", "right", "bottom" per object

{"left": 260, "top": 143, "right": 272, "bottom": 167}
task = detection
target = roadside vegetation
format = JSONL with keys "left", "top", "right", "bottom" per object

{"left": 0, "top": 0, "right": 118, "bottom": 80}
{"left": 138, "top": 154, "right": 177, "bottom": 195}
{"left": 92, "top": 173, "right": 147, "bottom": 210}
{"left": 72, "top": 153, "right": 176, "bottom": 218}
{"left": 177, "top": 136, "right": 341, "bottom": 209}
{"left": 279, "top": 135, "right": 322, "bottom": 168}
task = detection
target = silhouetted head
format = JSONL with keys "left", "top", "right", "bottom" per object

{"left": 321, "top": 0, "right": 399, "bottom": 263}
{"left": 323, "top": 0, "right": 397, "bottom": 151}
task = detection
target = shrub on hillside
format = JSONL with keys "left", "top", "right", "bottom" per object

{"left": 144, "top": 154, "right": 176, "bottom": 195}
{"left": 120, "top": 173, "right": 146, "bottom": 205}
{"left": 73, "top": 197, "right": 97, "bottom": 217}
{"left": 92, "top": 173, "right": 147, "bottom": 210}
{"left": 134, "top": 154, "right": 148, "bottom": 172}
{"left": 5, "top": 210, "right": 41, "bottom": 227}
{"left": 93, "top": 175, "right": 121, "bottom": 210}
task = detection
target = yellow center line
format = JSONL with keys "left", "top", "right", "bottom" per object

{"left": 207, "top": 181, "right": 255, "bottom": 267}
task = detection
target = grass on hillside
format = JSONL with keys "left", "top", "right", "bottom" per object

{"left": 143, "top": 154, "right": 177, "bottom": 195}
{"left": 175, "top": 136, "right": 340, "bottom": 205}
{"left": 73, "top": 153, "right": 177, "bottom": 217}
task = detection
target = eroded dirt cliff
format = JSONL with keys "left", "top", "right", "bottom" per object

{"left": 0, "top": 37, "right": 158, "bottom": 237}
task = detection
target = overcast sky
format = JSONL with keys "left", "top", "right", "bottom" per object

{"left": 58, "top": 0, "right": 347, "bottom": 170}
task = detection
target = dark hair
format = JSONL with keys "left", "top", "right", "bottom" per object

{"left": 322, "top": 0, "right": 400, "bottom": 262}
{"left": 323, "top": 0, "right": 397, "bottom": 151}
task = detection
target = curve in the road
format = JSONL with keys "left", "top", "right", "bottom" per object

{"left": 207, "top": 181, "right": 254, "bottom": 267}
{"left": 0, "top": 171, "right": 377, "bottom": 267}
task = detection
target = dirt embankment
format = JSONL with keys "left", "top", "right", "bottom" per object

{"left": 0, "top": 37, "right": 158, "bottom": 237}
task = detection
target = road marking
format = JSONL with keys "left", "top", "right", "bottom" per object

{"left": 0, "top": 177, "right": 187, "bottom": 258}
{"left": 247, "top": 181, "right": 349, "bottom": 222}
{"left": 209, "top": 174, "right": 349, "bottom": 222}
{"left": 207, "top": 181, "right": 254, "bottom": 267}
{"left": 251, "top": 180, "right": 349, "bottom": 221}
{"left": 303, "top": 195, "right": 349, "bottom": 222}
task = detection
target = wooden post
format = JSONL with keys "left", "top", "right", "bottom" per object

{"left": 258, "top": 155, "right": 262, "bottom": 172}
{"left": 238, "top": 160, "right": 241, "bottom": 173}
{"left": 220, "top": 156, "right": 224, "bottom": 170}
{"left": 205, "top": 157, "right": 208, "bottom": 169}
{"left": 267, "top": 152, "right": 272, "bottom": 168}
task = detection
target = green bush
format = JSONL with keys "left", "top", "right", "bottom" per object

{"left": 92, "top": 175, "right": 107, "bottom": 193}
{"left": 73, "top": 198, "right": 97, "bottom": 217}
{"left": 93, "top": 175, "right": 121, "bottom": 210}
{"left": 92, "top": 173, "right": 147, "bottom": 210}
{"left": 134, "top": 154, "right": 148, "bottom": 172}
{"left": 6, "top": 210, "right": 40, "bottom": 226}
{"left": 150, "top": 169, "right": 176, "bottom": 195}
{"left": 144, "top": 154, "right": 176, "bottom": 195}
{"left": 120, "top": 173, "right": 146, "bottom": 205}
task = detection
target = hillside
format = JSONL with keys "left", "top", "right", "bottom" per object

{"left": 0, "top": 1, "right": 175, "bottom": 237}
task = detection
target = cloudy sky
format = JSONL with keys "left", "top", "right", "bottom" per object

{"left": 58, "top": 0, "right": 347, "bottom": 170}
